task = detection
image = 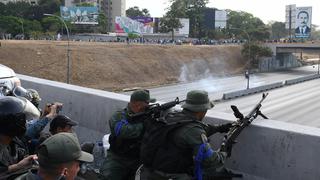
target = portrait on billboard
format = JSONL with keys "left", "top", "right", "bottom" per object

{"left": 295, "top": 7, "right": 312, "bottom": 38}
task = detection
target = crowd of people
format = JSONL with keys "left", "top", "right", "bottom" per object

{"left": 0, "top": 84, "right": 235, "bottom": 180}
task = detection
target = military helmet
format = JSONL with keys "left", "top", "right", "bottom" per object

{"left": 27, "top": 89, "right": 41, "bottom": 108}
{"left": 0, "top": 96, "right": 28, "bottom": 137}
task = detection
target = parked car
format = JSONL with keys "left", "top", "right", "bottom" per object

{"left": 0, "top": 64, "right": 21, "bottom": 93}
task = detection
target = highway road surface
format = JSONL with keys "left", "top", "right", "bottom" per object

{"left": 211, "top": 77, "right": 320, "bottom": 128}
{"left": 123, "top": 65, "right": 320, "bottom": 127}
{"left": 146, "top": 65, "right": 319, "bottom": 102}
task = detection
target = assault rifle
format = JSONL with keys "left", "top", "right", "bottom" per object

{"left": 220, "top": 93, "right": 268, "bottom": 157}
{"left": 128, "top": 97, "right": 185, "bottom": 121}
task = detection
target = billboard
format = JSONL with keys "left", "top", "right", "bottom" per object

{"left": 174, "top": 18, "right": 189, "bottom": 35}
{"left": 115, "top": 16, "right": 154, "bottom": 34}
{"left": 152, "top": 18, "right": 189, "bottom": 36}
{"left": 215, "top": 10, "right": 227, "bottom": 28}
{"left": 295, "top": 6, "right": 312, "bottom": 38}
{"left": 60, "top": 6, "right": 98, "bottom": 25}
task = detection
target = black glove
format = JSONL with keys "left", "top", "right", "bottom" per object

{"left": 216, "top": 123, "right": 233, "bottom": 133}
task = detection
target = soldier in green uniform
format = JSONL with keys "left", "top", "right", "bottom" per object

{"left": 99, "top": 89, "right": 156, "bottom": 180}
{"left": 140, "top": 90, "right": 233, "bottom": 180}
{"left": 15, "top": 133, "right": 94, "bottom": 180}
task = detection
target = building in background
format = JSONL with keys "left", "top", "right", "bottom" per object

{"left": 66, "top": 0, "right": 126, "bottom": 32}
{"left": 215, "top": 10, "right": 227, "bottom": 29}
{"left": 98, "top": 0, "right": 126, "bottom": 31}
{"left": 0, "top": 0, "right": 37, "bottom": 5}
{"left": 203, "top": 8, "right": 227, "bottom": 30}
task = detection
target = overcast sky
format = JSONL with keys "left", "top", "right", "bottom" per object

{"left": 126, "top": 0, "right": 320, "bottom": 27}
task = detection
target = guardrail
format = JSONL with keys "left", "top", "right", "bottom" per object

{"left": 222, "top": 74, "right": 320, "bottom": 100}
{"left": 222, "top": 82, "right": 283, "bottom": 100}
{"left": 284, "top": 74, "right": 320, "bottom": 85}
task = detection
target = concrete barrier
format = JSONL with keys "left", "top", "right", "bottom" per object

{"left": 206, "top": 111, "right": 320, "bottom": 180}
{"left": 222, "top": 82, "right": 283, "bottom": 100}
{"left": 18, "top": 74, "right": 320, "bottom": 180}
{"left": 19, "top": 74, "right": 129, "bottom": 142}
{"left": 285, "top": 74, "right": 320, "bottom": 85}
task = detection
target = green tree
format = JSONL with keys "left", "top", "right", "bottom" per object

{"left": 1, "top": 1, "right": 32, "bottom": 17}
{"left": 242, "top": 43, "right": 273, "bottom": 68}
{"left": 269, "top": 21, "right": 286, "bottom": 40}
{"left": 41, "top": 16, "right": 62, "bottom": 32}
{"left": 126, "top": 6, "right": 150, "bottom": 17}
{"left": 310, "top": 25, "right": 320, "bottom": 40}
{"left": 166, "top": 0, "right": 208, "bottom": 38}
{"left": 160, "top": 1, "right": 183, "bottom": 41}
{"left": 0, "top": 15, "right": 23, "bottom": 36}
{"left": 38, "top": 0, "right": 62, "bottom": 15}
{"left": 128, "top": 33, "right": 140, "bottom": 39}
{"left": 227, "top": 10, "right": 270, "bottom": 41}
{"left": 186, "top": 0, "right": 208, "bottom": 38}
{"left": 98, "top": 13, "right": 108, "bottom": 33}
{"left": 160, "top": 16, "right": 182, "bottom": 41}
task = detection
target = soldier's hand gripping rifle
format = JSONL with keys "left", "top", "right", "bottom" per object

{"left": 220, "top": 93, "right": 268, "bottom": 157}
{"left": 128, "top": 97, "right": 185, "bottom": 122}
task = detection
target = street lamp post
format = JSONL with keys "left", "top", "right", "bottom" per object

{"left": 229, "top": 27, "right": 251, "bottom": 89}
{"left": 19, "top": 20, "right": 24, "bottom": 39}
{"left": 44, "top": 13, "right": 71, "bottom": 84}
{"left": 318, "top": 54, "right": 320, "bottom": 75}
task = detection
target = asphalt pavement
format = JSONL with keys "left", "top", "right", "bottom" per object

{"left": 122, "top": 65, "right": 320, "bottom": 127}
{"left": 145, "top": 65, "right": 319, "bottom": 102}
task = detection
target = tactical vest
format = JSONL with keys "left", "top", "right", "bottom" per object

{"left": 141, "top": 110, "right": 204, "bottom": 174}
{"left": 109, "top": 111, "right": 143, "bottom": 158}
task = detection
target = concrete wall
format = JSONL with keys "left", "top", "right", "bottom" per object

{"left": 205, "top": 111, "right": 320, "bottom": 180}
{"left": 259, "top": 53, "right": 301, "bottom": 72}
{"left": 19, "top": 74, "right": 320, "bottom": 180}
{"left": 19, "top": 74, "right": 128, "bottom": 142}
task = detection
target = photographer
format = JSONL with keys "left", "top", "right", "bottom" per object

{"left": 24, "top": 103, "right": 62, "bottom": 154}
{"left": 25, "top": 103, "right": 63, "bottom": 140}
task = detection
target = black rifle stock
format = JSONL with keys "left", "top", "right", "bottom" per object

{"left": 128, "top": 97, "right": 185, "bottom": 121}
{"left": 220, "top": 93, "right": 268, "bottom": 157}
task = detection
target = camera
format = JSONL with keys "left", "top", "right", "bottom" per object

{"left": 47, "top": 103, "right": 63, "bottom": 114}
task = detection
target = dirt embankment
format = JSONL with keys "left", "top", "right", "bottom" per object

{"left": 0, "top": 40, "right": 246, "bottom": 91}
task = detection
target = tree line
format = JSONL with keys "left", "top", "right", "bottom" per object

{"left": 0, "top": 0, "right": 107, "bottom": 39}
{"left": 126, "top": 0, "right": 320, "bottom": 42}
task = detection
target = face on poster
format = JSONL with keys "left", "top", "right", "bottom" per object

{"left": 295, "top": 7, "right": 312, "bottom": 38}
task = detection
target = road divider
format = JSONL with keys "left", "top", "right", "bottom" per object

{"left": 222, "top": 82, "right": 283, "bottom": 100}
{"left": 284, "top": 74, "right": 320, "bottom": 85}
{"left": 222, "top": 74, "right": 320, "bottom": 100}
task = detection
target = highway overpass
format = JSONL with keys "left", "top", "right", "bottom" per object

{"left": 265, "top": 43, "right": 320, "bottom": 55}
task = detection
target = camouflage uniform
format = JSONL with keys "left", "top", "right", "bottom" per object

{"left": 100, "top": 90, "right": 155, "bottom": 180}
{"left": 140, "top": 90, "right": 229, "bottom": 180}
{"left": 99, "top": 106, "right": 144, "bottom": 180}
{"left": 0, "top": 143, "right": 15, "bottom": 174}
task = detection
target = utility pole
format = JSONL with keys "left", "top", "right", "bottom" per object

{"left": 44, "top": 14, "right": 71, "bottom": 84}
{"left": 289, "top": 7, "right": 292, "bottom": 42}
